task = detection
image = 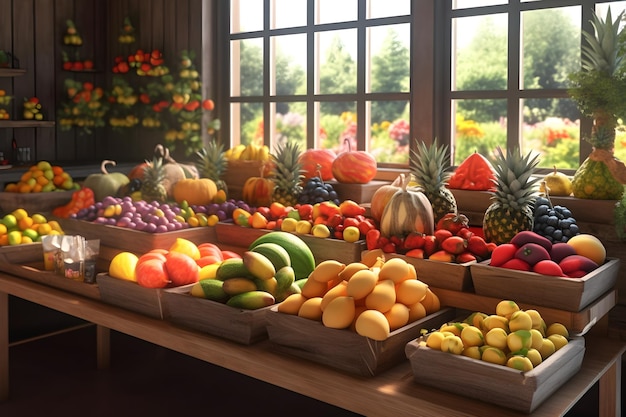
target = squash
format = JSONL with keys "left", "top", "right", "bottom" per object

{"left": 83, "top": 160, "right": 130, "bottom": 202}
{"left": 173, "top": 178, "right": 218, "bottom": 206}
{"left": 379, "top": 174, "right": 434, "bottom": 237}
{"left": 299, "top": 148, "right": 336, "bottom": 181}
{"left": 242, "top": 163, "right": 275, "bottom": 207}
{"left": 331, "top": 139, "right": 377, "bottom": 183}
{"left": 370, "top": 173, "right": 405, "bottom": 222}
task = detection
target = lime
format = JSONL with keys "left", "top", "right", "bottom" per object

{"left": 2, "top": 214, "right": 17, "bottom": 229}
{"left": 22, "top": 228, "right": 38, "bottom": 241}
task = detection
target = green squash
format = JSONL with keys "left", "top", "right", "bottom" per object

{"left": 572, "top": 159, "right": 624, "bottom": 200}
{"left": 83, "top": 160, "right": 130, "bottom": 202}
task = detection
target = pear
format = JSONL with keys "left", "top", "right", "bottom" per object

{"left": 540, "top": 166, "right": 573, "bottom": 196}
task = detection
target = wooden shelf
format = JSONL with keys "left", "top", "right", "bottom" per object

{"left": 0, "top": 68, "right": 26, "bottom": 77}
{"left": 0, "top": 273, "right": 623, "bottom": 416}
{"left": 0, "top": 120, "right": 55, "bottom": 128}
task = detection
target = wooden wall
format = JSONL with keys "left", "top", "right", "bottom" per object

{"left": 0, "top": 0, "right": 209, "bottom": 165}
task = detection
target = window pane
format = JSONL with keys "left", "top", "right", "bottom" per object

{"left": 453, "top": 14, "right": 507, "bottom": 91}
{"left": 233, "top": 102, "right": 264, "bottom": 146}
{"left": 596, "top": 2, "right": 626, "bottom": 19}
{"left": 317, "top": 29, "right": 357, "bottom": 95}
{"left": 369, "top": 0, "right": 410, "bottom": 19}
{"left": 370, "top": 101, "right": 410, "bottom": 164}
{"left": 453, "top": 99, "right": 507, "bottom": 165}
{"left": 231, "top": 38, "right": 264, "bottom": 97}
{"left": 319, "top": 105, "right": 357, "bottom": 151}
{"left": 368, "top": 24, "right": 410, "bottom": 94}
{"left": 522, "top": 98, "right": 580, "bottom": 170}
{"left": 317, "top": 0, "right": 357, "bottom": 24}
{"left": 521, "top": 7, "right": 580, "bottom": 90}
{"left": 271, "top": 34, "right": 307, "bottom": 96}
{"left": 275, "top": 105, "right": 307, "bottom": 151}
{"left": 272, "top": 0, "right": 307, "bottom": 29}
{"left": 454, "top": 0, "right": 507, "bottom": 10}
{"left": 231, "top": 0, "right": 263, "bottom": 33}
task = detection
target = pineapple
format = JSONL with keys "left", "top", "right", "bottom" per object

{"left": 196, "top": 140, "right": 228, "bottom": 193}
{"left": 483, "top": 147, "right": 541, "bottom": 245}
{"left": 270, "top": 141, "right": 304, "bottom": 206}
{"left": 411, "top": 140, "right": 457, "bottom": 223}
{"left": 569, "top": 8, "right": 626, "bottom": 200}
{"left": 141, "top": 157, "right": 168, "bottom": 203}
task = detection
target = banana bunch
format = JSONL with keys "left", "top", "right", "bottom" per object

{"left": 225, "top": 143, "right": 270, "bottom": 161}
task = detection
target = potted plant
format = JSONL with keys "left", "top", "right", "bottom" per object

{"left": 568, "top": 8, "right": 626, "bottom": 199}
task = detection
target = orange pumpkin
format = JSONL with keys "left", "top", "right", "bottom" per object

{"left": 242, "top": 164, "right": 275, "bottom": 207}
{"left": 299, "top": 148, "right": 337, "bottom": 181}
{"left": 173, "top": 178, "right": 218, "bottom": 206}
{"left": 332, "top": 139, "right": 377, "bottom": 184}
{"left": 370, "top": 173, "right": 405, "bottom": 222}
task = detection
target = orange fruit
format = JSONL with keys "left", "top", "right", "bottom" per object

{"left": 566, "top": 234, "right": 606, "bottom": 265}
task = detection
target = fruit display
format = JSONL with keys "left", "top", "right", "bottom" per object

{"left": 447, "top": 151, "right": 496, "bottom": 191}
{"left": 331, "top": 138, "right": 377, "bottom": 184}
{"left": 22, "top": 97, "right": 44, "bottom": 120}
{"left": 195, "top": 140, "right": 229, "bottom": 193}
{"left": 224, "top": 143, "right": 270, "bottom": 163}
{"left": 61, "top": 51, "right": 94, "bottom": 72}
{"left": 0, "top": 208, "right": 64, "bottom": 245}
{"left": 368, "top": 213, "right": 495, "bottom": 264}
{"left": 242, "top": 167, "right": 275, "bottom": 207}
{"left": 410, "top": 140, "right": 457, "bottom": 223}
{"left": 62, "top": 19, "right": 83, "bottom": 46}
{"left": 117, "top": 16, "right": 136, "bottom": 44}
{"left": 275, "top": 254, "right": 441, "bottom": 341}
{"left": 298, "top": 176, "right": 340, "bottom": 206}
{"left": 421, "top": 300, "right": 570, "bottom": 371}
{"left": 370, "top": 174, "right": 405, "bottom": 222}
{"left": 83, "top": 160, "right": 130, "bottom": 202}
{"left": 51, "top": 187, "right": 95, "bottom": 218}
{"left": 483, "top": 147, "right": 541, "bottom": 245}
{"left": 489, "top": 230, "right": 605, "bottom": 277}
{"left": 108, "top": 238, "right": 227, "bottom": 288}
{"left": 532, "top": 194, "right": 579, "bottom": 243}
{"left": 4, "top": 161, "right": 77, "bottom": 193}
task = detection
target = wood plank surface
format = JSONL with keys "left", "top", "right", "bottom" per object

{"left": 0, "top": 272, "right": 623, "bottom": 416}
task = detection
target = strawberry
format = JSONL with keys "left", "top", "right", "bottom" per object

{"left": 434, "top": 229, "right": 453, "bottom": 243}
{"left": 423, "top": 235, "right": 437, "bottom": 257}
{"left": 390, "top": 235, "right": 405, "bottom": 252}
{"left": 404, "top": 232, "right": 425, "bottom": 250}
{"left": 366, "top": 229, "right": 381, "bottom": 251}
{"left": 382, "top": 242, "right": 396, "bottom": 253}
{"left": 440, "top": 236, "right": 466, "bottom": 255}
{"left": 489, "top": 243, "right": 517, "bottom": 267}
{"left": 436, "top": 213, "right": 469, "bottom": 234}
{"left": 467, "top": 235, "right": 490, "bottom": 258}
{"left": 357, "top": 219, "right": 375, "bottom": 236}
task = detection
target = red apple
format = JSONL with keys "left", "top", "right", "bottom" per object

{"left": 136, "top": 259, "right": 169, "bottom": 288}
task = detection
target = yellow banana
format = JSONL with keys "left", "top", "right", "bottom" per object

{"left": 229, "top": 144, "right": 246, "bottom": 160}
{"left": 257, "top": 145, "right": 270, "bottom": 161}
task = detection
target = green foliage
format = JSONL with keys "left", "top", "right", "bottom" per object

{"left": 454, "top": 121, "right": 506, "bottom": 164}
{"left": 319, "top": 114, "right": 346, "bottom": 150}
{"left": 319, "top": 36, "right": 357, "bottom": 116}
{"left": 568, "top": 70, "right": 626, "bottom": 120}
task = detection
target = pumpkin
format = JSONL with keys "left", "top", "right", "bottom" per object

{"left": 299, "top": 148, "right": 337, "bottom": 181}
{"left": 379, "top": 174, "right": 434, "bottom": 237}
{"left": 370, "top": 173, "right": 406, "bottom": 222}
{"left": 242, "top": 164, "right": 275, "bottom": 207}
{"left": 448, "top": 151, "right": 496, "bottom": 191}
{"left": 83, "top": 160, "right": 130, "bottom": 202}
{"left": 331, "top": 139, "right": 377, "bottom": 184}
{"left": 173, "top": 178, "right": 218, "bottom": 206}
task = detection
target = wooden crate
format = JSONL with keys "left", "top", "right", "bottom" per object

{"left": 470, "top": 258, "right": 620, "bottom": 312}
{"left": 405, "top": 335, "right": 585, "bottom": 413}
{"left": 162, "top": 285, "right": 271, "bottom": 345}
{"left": 0, "top": 190, "right": 74, "bottom": 215}
{"left": 265, "top": 307, "right": 457, "bottom": 377}
{"left": 58, "top": 219, "right": 217, "bottom": 255}
{"left": 325, "top": 180, "right": 391, "bottom": 204}
{"left": 215, "top": 222, "right": 366, "bottom": 264}
{"left": 381, "top": 252, "right": 474, "bottom": 291}
{"left": 97, "top": 273, "right": 168, "bottom": 319}
{"left": 0, "top": 243, "right": 101, "bottom": 300}
{"left": 223, "top": 160, "right": 267, "bottom": 201}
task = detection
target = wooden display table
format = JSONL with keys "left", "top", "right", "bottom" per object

{"left": 0, "top": 272, "right": 623, "bottom": 416}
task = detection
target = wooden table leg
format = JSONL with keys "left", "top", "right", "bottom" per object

{"left": 598, "top": 353, "right": 623, "bottom": 417}
{"left": 0, "top": 291, "right": 8, "bottom": 401}
{"left": 96, "top": 325, "right": 110, "bottom": 370}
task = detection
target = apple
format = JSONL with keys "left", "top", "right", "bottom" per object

{"left": 343, "top": 226, "right": 361, "bottom": 243}
{"left": 295, "top": 220, "right": 313, "bottom": 234}
{"left": 297, "top": 204, "right": 313, "bottom": 220}
{"left": 342, "top": 217, "right": 360, "bottom": 229}
{"left": 165, "top": 251, "right": 200, "bottom": 286}
{"left": 136, "top": 259, "right": 169, "bottom": 288}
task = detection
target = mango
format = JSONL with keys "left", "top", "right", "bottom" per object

{"left": 354, "top": 309, "right": 390, "bottom": 341}
{"left": 322, "top": 296, "right": 355, "bottom": 329}
{"left": 226, "top": 290, "right": 274, "bottom": 310}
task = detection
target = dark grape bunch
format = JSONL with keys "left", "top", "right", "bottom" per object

{"left": 298, "top": 176, "right": 340, "bottom": 205}
{"left": 532, "top": 196, "right": 580, "bottom": 243}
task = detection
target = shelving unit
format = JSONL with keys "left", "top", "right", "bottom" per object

{"left": 0, "top": 69, "right": 26, "bottom": 77}
{"left": 0, "top": 121, "right": 55, "bottom": 128}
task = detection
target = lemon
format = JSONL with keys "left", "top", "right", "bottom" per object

{"left": 12, "top": 208, "right": 28, "bottom": 220}
{"left": 199, "top": 262, "right": 221, "bottom": 280}
{"left": 32, "top": 213, "right": 47, "bottom": 224}
{"left": 169, "top": 237, "right": 201, "bottom": 260}
{"left": 109, "top": 252, "right": 139, "bottom": 282}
